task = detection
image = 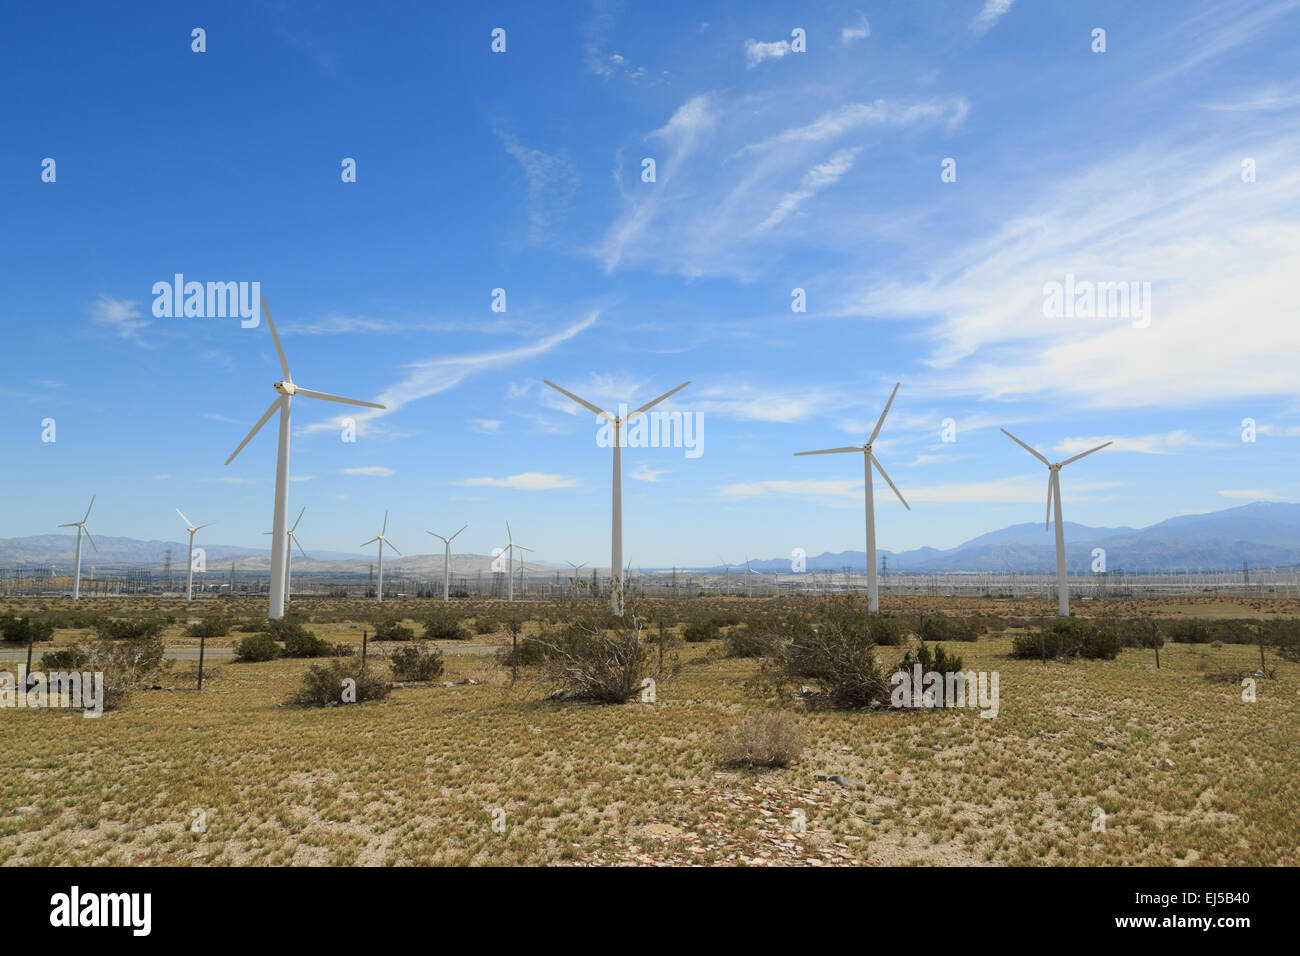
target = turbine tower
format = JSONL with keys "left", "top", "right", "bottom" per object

{"left": 58, "top": 496, "right": 97, "bottom": 601}
{"left": 264, "top": 507, "right": 306, "bottom": 602}
{"left": 501, "top": 521, "right": 532, "bottom": 603}
{"left": 224, "top": 298, "right": 385, "bottom": 619}
{"left": 1001, "top": 429, "right": 1111, "bottom": 616}
{"left": 795, "top": 382, "right": 910, "bottom": 613}
{"left": 426, "top": 523, "right": 467, "bottom": 603}
{"left": 176, "top": 508, "right": 214, "bottom": 602}
{"left": 544, "top": 379, "right": 690, "bottom": 615}
{"left": 361, "top": 510, "right": 400, "bottom": 604}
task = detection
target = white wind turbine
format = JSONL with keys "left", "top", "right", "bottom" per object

{"left": 224, "top": 298, "right": 385, "bottom": 620}
{"left": 1001, "top": 429, "right": 1111, "bottom": 617}
{"left": 176, "top": 508, "right": 214, "bottom": 602}
{"left": 58, "top": 496, "right": 97, "bottom": 601}
{"left": 425, "top": 523, "right": 467, "bottom": 603}
{"left": 501, "top": 522, "right": 532, "bottom": 603}
{"left": 795, "top": 382, "right": 910, "bottom": 613}
{"left": 361, "top": 510, "right": 400, "bottom": 604}
{"left": 264, "top": 507, "right": 306, "bottom": 603}
{"left": 544, "top": 379, "right": 690, "bottom": 615}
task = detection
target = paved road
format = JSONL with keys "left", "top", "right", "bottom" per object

{"left": 0, "top": 643, "right": 499, "bottom": 663}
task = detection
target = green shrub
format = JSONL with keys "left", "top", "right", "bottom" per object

{"left": 682, "top": 621, "right": 720, "bottom": 643}
{"left": 899, "top": 641, "right": 965, "bottom": 675}
{"left": 723, "top": 624, "right": 772, "bottom": 658}
{"left": 0, "top": 615, "right": 55, "bottom": 644}
{"left": 290, "top": 659, "right": 391, "bottom": 707}
{"left": 185, "top": 616, "right": 232, "bottom": 639}
{"left": 280, "top": 626, "right": 330, "bottom": 658}
{"left": 39, "top": 646, "right": 91, "bottom": 671}
{"left": 96, "top": 618, "right": 166, "bottom": 641}
{"left": 917, "top": 615, "right": 982, "bottom": 643}
{"left": 374, "top": 618, "right": 416, "bottom": 642}
{"left": 422, "top": 615, "right": 470, "bottom": 642}
{"left": 472, "top": 616, "right": 498, "bottom": 635}
{"left": 776, "top": 599, "right": 892, "bottom": 709}
{"left": 1010, "top": 619, "right": 1121, "bottom": 660}
{"left": 390, "top": 644, "right": 445, "bottom": 682}
{"left": 1164, "top": 620, "right": 1214, "bottom": 644}
{"left": 496, "top": 635, "right": 547, "bottom": 667}
{"left": 233, "top": 633, "right": 280, "bottom": 662}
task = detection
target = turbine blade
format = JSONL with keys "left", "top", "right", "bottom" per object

{"left": 176, "top": 508, "right": 193, "bottom": 528}
{"left": 426, "top": 531, "right": 448, "bottom": 543}
{"left": 83, "top": 496, "right": 96, "bottom": 523}
{"left": 382, "top": 510, "right": 388, "bottom": 535}
{"left": 1001, "top": 428, "right": 1051, "bottom": 466}
{"left": 450, "top": 524, "right": 467, "bottom": 541}
{"left": 544, "top": 380, "right": 612, "bottom": 420}
{"left": 1045, "top": 472, "right": 1055, "bottom": 530}
{"left": 196, "top": 522, "right": 215, "bottom": 531}
{"left": 290, "top": 507, "right": 305, "bottom": 533}
{"left": 386, "top": 541, "right": 402, "bottom": 556}
{"left": 261, "top": 298, "right": 291, "bottom": 381}
{"left": 361, "top": 536, "right": 380, "bottom": 546}
{"left": 1061, "top": 441, "right": 1113, "bottom": 467}
{"left": 295, "top": 387, "right": 385, "bottom": 410}
{"left": 225, "top": 397, "right": 282, "bottom": 465}
{"left": 794, "top": 446, "right": 862, "bottom": 456}
{"left": 58, "top": 522, "right": 78, "bottom": 528}
{"left": 83, "top": 527, "right": 97, "bottom": 552}
{"left": 867, "top": 382, "right": 900, "bottom": 445}
{"left": 290, "top": 533, "right": 308, "bottom": 559}
{"left": 630, "top": 381, "right": 691, "bottom": 419}
{"left": 872, "top": 456, "right": 910, "bottom": 511}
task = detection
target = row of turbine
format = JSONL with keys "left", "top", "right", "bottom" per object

{"left": 209, "top": 299, "right": 1108, "bottom": 619}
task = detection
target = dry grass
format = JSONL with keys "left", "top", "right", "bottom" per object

{"left": 2, "top": 595, "right": 1297, "bottom": 866}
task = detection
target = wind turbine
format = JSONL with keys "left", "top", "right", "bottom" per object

{"left": 425, "top": 523, "right": 467, "bottom": 603}
{"left": 264, "top": 507, "right": 306, "bottom": 602}
{"left": 1002, "top": 558, "right": 1018, "bottom": 599}
{"left": 1001, "top": 428, "right": 1111, "bottom": 617}
{"left": 501, "top": 522, "right": 532, "bottom": 603}
{"left": 361, "top": 510, "right": 400, "bottom": 603}
{"left": 58, "top": 496, "right": 97, "bottom": 601}
{"left": 224, "top": 298, "right": 385, "bottom": 620}
{"left": 176, "top": 508, "right": 214, "bottom": 602}
{"left": 565, "top": 560, "right": 588, "bottom": 597}
{"left": 795, "top": 382, "right": 910, "bottom": 613}
{"left": 544, "top": 379, "right": 691, "bottom": 615}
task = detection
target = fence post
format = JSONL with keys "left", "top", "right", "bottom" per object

{"left": 361, "top": 628, "right": 368, "bottom": 672}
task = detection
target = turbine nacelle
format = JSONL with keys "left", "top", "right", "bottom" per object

{"left": 273, "top": 381, "right": 297, "bottom": 396}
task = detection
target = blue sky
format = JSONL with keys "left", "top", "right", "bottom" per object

{"left": 2, "top": 0, "right": 1298, "bottom": 568}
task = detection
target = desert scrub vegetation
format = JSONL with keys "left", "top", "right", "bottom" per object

{"left": 233, "top": 633, "right": 280, "bottom": 662}
{"left": 372, "top": 617, "right": 416, "bottom": 642}
{"left": 184, "top": 616, "right": 232, "bottom": 639}
{"left": 898, "top": 640, "right": 965, "bottom": 676}
{"left": 0, "top": 613, "right": 55, "bottom": 644}
{"left": 1009, "top": 618, "right": 1122, "bottom": 660}
{"left": 523, "top": 603, "right": 660, "bottom": 703}
{"left": 421, "top": 613, "right": 471, "bottom": 642}
{"left": 33, "top": 635, "right": 170, "bottom": 710}
{"left": 290, "top": 659, "right": 391, "bottom": 707}
{"left": 917, "top": 614, "right": 983, "bottom": 643}
{"left": 389, "top": 643, "right": 445, "bottom": 682}
{"left": 715, "top": 711, "right": 806, "bottom": 768}
{"left": 95, "top": 617, "right": 168, "bottom": 641}
{"left": 767, "top": 597, "right": 894, "bottom": 708}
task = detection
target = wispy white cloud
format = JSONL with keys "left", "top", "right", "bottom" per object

{"left": 629, "top": 462, "right": 667, "bottom": 482}
{"left": 1053, "top": 431, "right": 1220, "bottom": 456}
{"left": 455, "top": 472, "right": 577, "bottom": 490}
{"left": 757, "top": 147, "right": 861, "bottom": 232}
{"left": 971, "top": 0, "right": 1015, "bottom": 37}
{"left": 340, "top": 466, "right": 394, "bottom": 477}
{"left": 469, "top": 418, "right": 503, "bottom": 433}
{"left": 1218, "top": 488, "right": 1288, "bottom": 499}
{"left": 745, "top": 38, "right": 792, "bottom": 68}
{"left": 841, "top": 13, "right": 871, "bottom": 44}
{"left": 88, "top": 295, "right": 150, "bottom": 344}
{"left": 498, "top": 130, "right": 579, "bottom": 243}
{"left": 722, "top": 475, "right": 1121, "bottom": 504}
{"left": 301, "top": 312, "right": 599, "bottom": 436}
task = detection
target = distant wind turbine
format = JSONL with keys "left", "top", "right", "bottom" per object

{"left": 544, "top": 379, "right": 691, "bottom": 615}
{"left": 501, "top": 522, "right": 532, "bottom": 603}
{"left": 58, "top": 496, "right": 97, "bottom": 601}
{"left": 264, "top": 507, "right": 306, "bottom": 602}
{"left": 176, "top": 508, "right": 214, "bottom": 602}
{"left": 1001, "top": 428, "right": 1111, "bottom": 616}
{"left": 795, "top": 382, "right": 910, "bottom": 613}
{"left": 224, "top": 298, "right": 385, "bottom": 620}
{"left": 361, "top": 510, "right": 401, "bottom": 603}
{"left": 426, "top": 523, "right": 467, "bottom": 603}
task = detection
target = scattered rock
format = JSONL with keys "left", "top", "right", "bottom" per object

{"left": 930, "top": 745, "right": 943, "bottom": 752}
{"left": 1158, "top": 758, "right": 1176, "bottom": 771}
{"left": 12, "top": 807, "right": 37, "bottom": 816}
{"left": 828, "top": 775, "right": 859, "bottom": 790}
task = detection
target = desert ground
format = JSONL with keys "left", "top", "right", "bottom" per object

{"left": 2, "top": 594, "right": 1297, "bottom": 866}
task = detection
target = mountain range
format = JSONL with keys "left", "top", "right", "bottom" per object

{"left": 0, "top": 501, "right": 1296, "bottom": 576}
